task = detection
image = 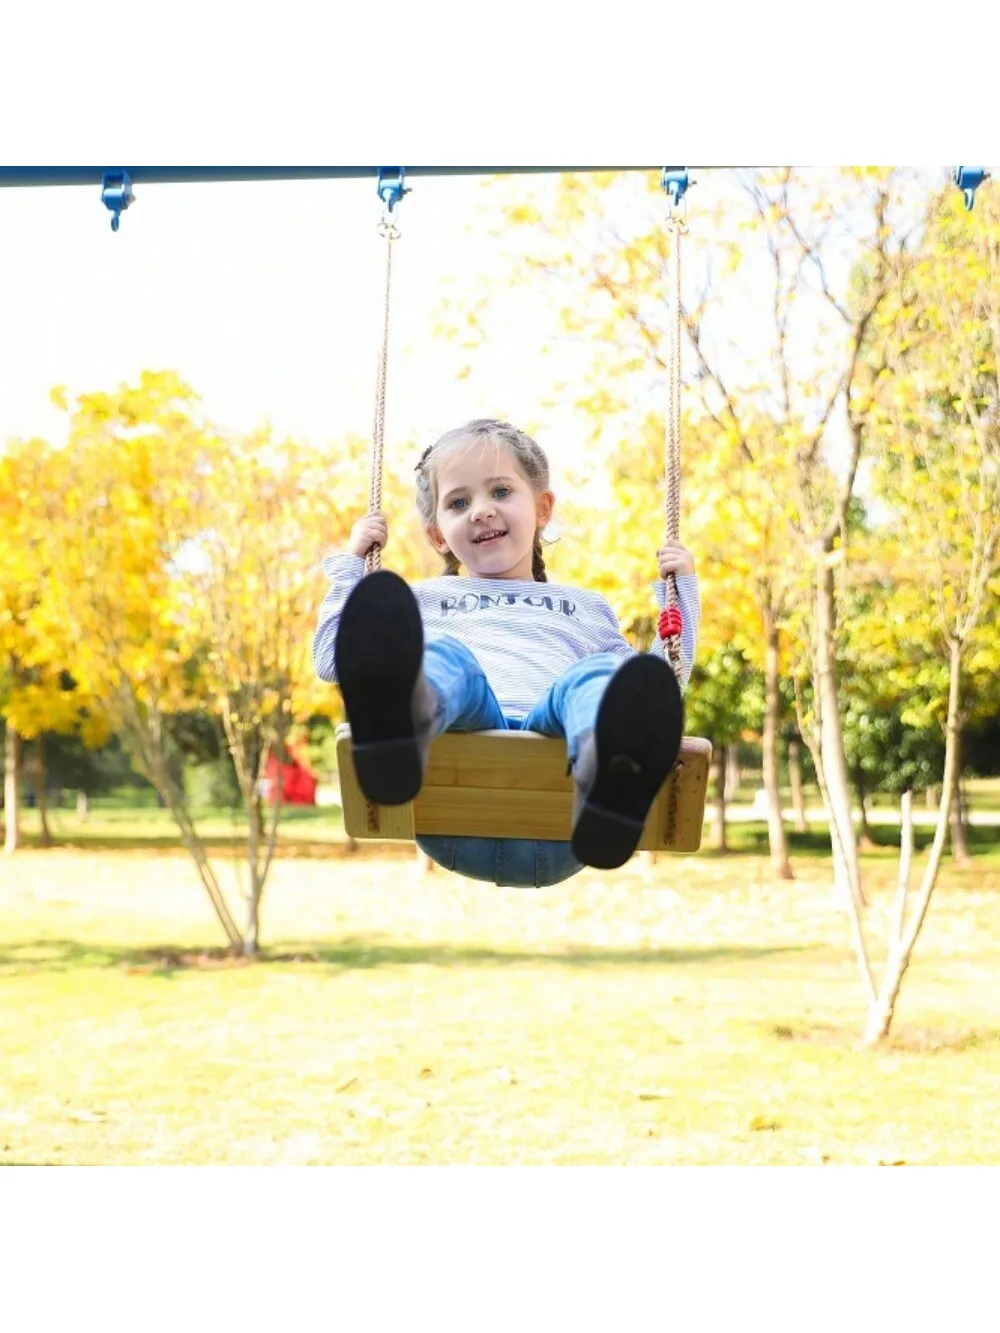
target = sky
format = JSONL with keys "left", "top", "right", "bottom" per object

{"left": 0, "top": 169, "right": 681, "bottom": 506}
{"left": 0, "top": 174, "right": 510, "bottom": 445}
{"left": 0, "top": 166, "right": 775, "bottom": 503}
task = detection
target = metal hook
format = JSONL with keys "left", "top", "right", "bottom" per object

{"left": 953, "top": 166, "right": 989, "bottom": 211}
{"left": 101, "top": 170, "right": 134, "bottom": 232}
{"left": 376, "top": 167, "right": 409, "bottom": 217}
{"left": 661, "top": 167, "right": 693, "bottom": 214}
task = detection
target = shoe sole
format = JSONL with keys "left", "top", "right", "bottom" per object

{"left": 571, "top": 655, "right": 684, "bottom": 870}
{"left": 334, "top": 570, "right": 425, "bottom": 806}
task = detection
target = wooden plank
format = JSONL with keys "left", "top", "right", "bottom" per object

{"left": 415, "top": 787, "right": 572, "bottom": 839}
{"left": 646, "top": 740, "right": 712, "bottom": 853}
{"left": 424, "top": 731, "right": 574, "bottom": 791}
{"left": 336, "top": 725, "right": 712, "bottom": 853}
{"left": 335, "top": 729, "right": 415, "bottom": 841}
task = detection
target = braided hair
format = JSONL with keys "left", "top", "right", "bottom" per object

{"left": 414, "top": 418, "right": 551, "bottom": 581}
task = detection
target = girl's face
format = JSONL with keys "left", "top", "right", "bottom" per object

{"left": 426, "top": 439, "right": 554, "bottom": 580}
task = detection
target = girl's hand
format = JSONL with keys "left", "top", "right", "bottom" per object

{"left": 657, "top": 541, "right": 695, "bottom": 578}
{"left": 347, "top": 511, "right": 389, "bottom": 559}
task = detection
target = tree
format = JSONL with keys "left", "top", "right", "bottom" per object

{"left": 444, "top": 166, "right": 996, "bottom": 1043}
{"left": 36, "top": 371, "right": 398, "bottom": 953}
{"left": 0, "top": 437, "right": 110, "bottom": 852}
{"left": 853, "top": 185, "right": 1000, "bottom": 1042}
{"left": 684, "top": 649, "right": 764, "bottom": 850}
{"left": 179, "top": 430, "right": 367, "bottom": 952}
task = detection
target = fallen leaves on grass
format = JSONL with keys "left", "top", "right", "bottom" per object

{"left": 122, "top": 949, "right": 252, "bottom": 974}
{"left": 749, "top": 1115, "right": 781, "bottom": 1132}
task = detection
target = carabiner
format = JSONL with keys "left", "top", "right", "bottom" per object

{"left": 376, "top": 167, "right": 409, "bottom": 216}
{"left": 101, "top": 169, "right": 134, "bottom": 232}
{"left": 954, "top": 166, "right": 989, "bottom": 211}
{"left": 661, "top": 167, "right": 692, "bottom": 212}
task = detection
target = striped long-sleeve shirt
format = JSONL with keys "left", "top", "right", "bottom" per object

{"left": 313, "top": 553, "right": 700, "bottom": 720}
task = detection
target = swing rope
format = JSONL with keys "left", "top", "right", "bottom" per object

{"left": 366, "top": 170, "right": 409, "bottom": 573}
{"left": 657, "top": 172, "right": 692, "bottom": 852}
{"left": 366, "top": 215, "right": 396, "bottom": 574}
{"left": 361, "top": 176, "right": 406, "bottom": 833}
{"left": 659, "top": 209, "right": 685, "bottom": 682}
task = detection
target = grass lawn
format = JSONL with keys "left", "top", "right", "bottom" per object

{"left": 730, "top": 773, "right": 1000, "bottom": 813}
{"left": 16, "top": 799, "right": 350, "bottom": 853}
{"left": 14, "top": 775, "right": 1000, "bottom": 856}
{"left": 2, "top": 829, "right": 999, "bottom": 1165}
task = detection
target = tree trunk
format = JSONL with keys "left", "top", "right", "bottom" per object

{"left": 815, "top": 553, "right": 864, "bottom": 910}
{"left": 863, "top": 639, "right": 963, "bottom": 1045}
{"left": 34, "top": 734, "right": 53, "bottom": 848}
{"left": 724, "top": 745, "right": 741, "bottom": 802}
{"left": 762, "top": 607, "right": 793, "bottom": 878}
{"left": 122, "top": 715, "right": 243, "bottom": 948}
{"left": 855, "top": 777, "right": 876, "bottom": 851}
{"left": 3, "top": 725, "right": 20, "bottom": 856}
{"left": 710, "top": 745, "right": 727, "bottom": 851}
{"left": 788, "top": 738, "right": 808, "bottom": 831}
{"left": 948, "top": 750, "right": 971, "bottom": 867}
{"left": 924, "top": 785, "right": 939, "bottom": 811}
{"left": 76, "top": 789, "right": 90, "bottom": 820}
{"left": 244, "top": 891, "right": 260, "bottom": 957}
{"left": 243, "top": 794, "right": 264, "bottom": 958}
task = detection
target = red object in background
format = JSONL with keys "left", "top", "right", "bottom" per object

{"left": 263, "top": 749, "right": 318, "bottom": 805}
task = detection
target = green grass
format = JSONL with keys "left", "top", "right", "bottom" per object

{"left": 15, "top": 800, "right": 347, "bottom": 852}
{"left": 2, "top": 839, "right": 1000, "bottom": 1164}
{"left": 16, "top": 783, "right": 1000, "bottom": 858}
{"left": 730, "top": 774, "right": 1000, "bottom": 813}
{"left": 722, "top": 821, "right": 1000, "bottom": 860}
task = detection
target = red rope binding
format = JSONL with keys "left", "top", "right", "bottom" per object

{"left": 658, "top": 607, "right": 682, "bottom": 640}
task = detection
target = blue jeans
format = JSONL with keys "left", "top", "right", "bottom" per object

{"left": 414, "top": 637, "right": 621, "bottom": 888}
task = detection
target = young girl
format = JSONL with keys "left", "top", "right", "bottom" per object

{"left": 313, "top": 418, "right": 699, "bottom": 888}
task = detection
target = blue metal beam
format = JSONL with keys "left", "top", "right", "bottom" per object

{"left": 0, "top": 165, "right": 677, "bottom": 188}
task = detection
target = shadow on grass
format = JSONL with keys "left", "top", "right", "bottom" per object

{"left": 770, "top": 1020, "right": 1000, "bottom": 1054}
{"left": 0, "top": 936, "right": 816, "bottom": 978}
{"left": 0, "top": 1161, "right": 60, "bottom": 1167}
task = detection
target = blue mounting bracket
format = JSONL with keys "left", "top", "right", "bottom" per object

{"left": 954, "top": 166, "right": 989, "bottom": 211}
{"left": 661, "top": 167, "right": 691, "bottom": 209}
{"left": 376, "top": 166, "right": 409, "bottom": 213}
{"left": 101, "top": 170, "right": 134, "bottom": 231}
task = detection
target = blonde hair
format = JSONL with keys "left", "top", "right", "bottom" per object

{"left": 414, "top": 418, "right": 551, "bottom": 581}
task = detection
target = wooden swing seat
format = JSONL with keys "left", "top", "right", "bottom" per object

{"left": 335, "top": 726, "right": 712, "bottom": 853}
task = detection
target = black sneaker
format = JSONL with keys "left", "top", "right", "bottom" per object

{"left": 570, "top": 655, "right": 684, "bottom": 870}
{"left": 334, "top": 570, "right": 439, "bottom": 806}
